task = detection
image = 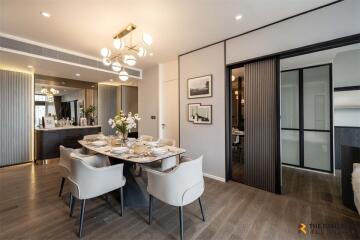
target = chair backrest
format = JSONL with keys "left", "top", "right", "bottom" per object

{"left": 83, "top": 133, "right": 104, "bottom": 141}
{"left": 147, "top": 155, "right": 204, "bottom": 206}
{"left": 158, "top": 138, "right": 176, "bottom": 146}
{"left": 59, "top": 145, "right": 74, "bottom": 178}
{"left": 139, "top": 135, "right": 153, "bottom": 141}
{"left": 175, "top": 155, "right": 203, "bottom": 188}
{"left": 68, "top": 154, "right": 105, "bottom": 199}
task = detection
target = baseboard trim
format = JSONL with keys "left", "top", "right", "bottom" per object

{"left": 203, "top": 173, "right": 226, "bottom": 182}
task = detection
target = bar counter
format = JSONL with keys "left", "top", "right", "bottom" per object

{"left": 35, "top": 125, "right": 101, "bottom": 162}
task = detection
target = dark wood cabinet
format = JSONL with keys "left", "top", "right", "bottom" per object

{"left": 35, "top": 126, "right": 101, "bottom": 161}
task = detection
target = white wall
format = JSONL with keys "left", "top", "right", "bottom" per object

{"left": 334, "top": 49, "right": 360, "bottom": 88}
{"left": 226, "top": 0, "right": 360, "bottom": 65}
{"left": 333, "top": 49, "right": 360, "bottom": 127}
{"left": 179, "top": 42, "right": 226, "bottom": 181}
{"left": 334, "top": 108, "right": 360, "bottom": 127}
{"left": 159, "top": 60, "right": 179, "bottom": 145}
{"left": 138, "top": 66, "right": 159, "bottom": 139}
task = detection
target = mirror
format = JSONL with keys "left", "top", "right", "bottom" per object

{"left": 34, "top": 75, "right": 97, "bottom": 127}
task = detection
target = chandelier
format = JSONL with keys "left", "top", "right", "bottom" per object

{"left": 100, "top": 23, "right": 153, "bottom": 81}
{"left": 41, "top": 87, "right": 59, "bottom": 102}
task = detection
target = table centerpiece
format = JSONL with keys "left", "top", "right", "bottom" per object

{"left": 108, "top": 111, "right": 140, "bottom": 144}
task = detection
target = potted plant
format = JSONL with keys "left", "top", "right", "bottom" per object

{"left": 108, "top": 111, "right": 140, "bottom": 143}
{"left": 82, "top": 105, "right": 96, "bottom": 125}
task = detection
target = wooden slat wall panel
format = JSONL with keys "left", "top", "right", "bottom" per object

{"left": 244, "top": 58, "right": 279, "bottom": 193}
{"left": 98, "top": 85, "right": 117, "bottom": 136}
{"left": 0, "top": 69, "right": 33, "bottom": 167}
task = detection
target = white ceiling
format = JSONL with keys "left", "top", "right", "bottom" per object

{"left": 0, "top": 50, "right": 138, "bottom": 85}
{"left": 0, "top": 0, "right": 335, "bottom": 70}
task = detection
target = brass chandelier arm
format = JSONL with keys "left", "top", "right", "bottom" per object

{"left": 113, "top": 24, "right": 137, "bottom": 39}
{"left": 108, "top": 46, "right": 140, "bottom": 61}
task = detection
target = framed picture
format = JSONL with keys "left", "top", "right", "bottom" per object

{"left": 192, "top": 105, "right": 212, "bottom": 124}
{"left": 43, "top": 116, "right": 55, "bottom": 128}
{"left": 187, "top": 75, "right": 212, "bottom": 99}
{"left": 188, "top": 103, "right": 200, "bottom": 122}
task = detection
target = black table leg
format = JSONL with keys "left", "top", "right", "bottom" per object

{"left": 109, "top": 157, "right": 149, "bottom": 208}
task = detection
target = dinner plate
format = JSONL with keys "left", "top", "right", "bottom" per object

{"left": 152, "top": 147, "right": 168, "bottom": 156}
{"left": 91, "top": 140, "right": 107, "bottom": 147}
{"left": 111, "top": 147, "right": 129, "bottom": 154}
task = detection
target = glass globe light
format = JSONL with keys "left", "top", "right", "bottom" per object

{"left": 119, "top": 70, "right": 129, "bottom": 81}
{"left": 111, "top": 61, "right": 122, "bottom": 72}
{"left": 143, "top": 33, "right": 153, "bottom": 46}
{"left": 100, "top": 48, "right": 111, "bottom": 58}
{"left": 123, "top": 55, "right": 136, "bottom": 66}
{"left": 102, "top": 57, "right": 111, "bottom": 66}
{"left": 137, "top": 47, "right": 147, "bottom": 57}
{"left": 113, "top": 38, "right": 124, "bottom": 50}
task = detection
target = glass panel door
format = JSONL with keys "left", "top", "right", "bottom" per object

{"left": 303, "top": 65, "right": 331, "bottom": 171}
{"left": 281, "top": 70, "right": 300, "bottom": 166}
{"left": 281, "top": 64, "right": 332, "bottom": 173}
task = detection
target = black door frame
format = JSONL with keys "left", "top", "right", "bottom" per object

{"left": 281, "top": 63, "right": 334, "bottom": 173}
{"left": 226, "top": 56, "right": 282, "bottom": 194}
{"left": 224, "top": 34, "right": 360, "bottom": 195}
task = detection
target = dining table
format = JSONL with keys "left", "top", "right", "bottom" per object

{"left": 78, "top": 139, "right": 186, "bottom": 208}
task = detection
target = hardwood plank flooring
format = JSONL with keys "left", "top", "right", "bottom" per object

{"left": 0, "top": 162, "right": 359, "bottom": 240}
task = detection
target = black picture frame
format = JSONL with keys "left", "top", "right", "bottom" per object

{"left": 187, "top": 74, "right": 213, "bottom": 99}
{"left": 188, "top": 103, "right": 201, "bottom": 122}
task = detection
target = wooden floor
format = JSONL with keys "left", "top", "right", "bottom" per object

{"left": 0, "top": 162, "right": 359, "bottom": 240}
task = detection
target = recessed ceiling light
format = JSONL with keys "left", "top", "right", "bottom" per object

{"left": 235, "top": 14, "right": 243, "bottom": 21}
{"left": 40, "top": 11, "right": 51, "bottom": 18}
{"left": 149, "top": 53, "right": 154, "bottom": 56}
{"left": 27, "top": 65, "right": 33, "bottom": 68}
{"left": 91, "top": 85, "right": 95, "bottom": 88}
{"left": 75, "top": 73, "right": 80, "bottom": 77}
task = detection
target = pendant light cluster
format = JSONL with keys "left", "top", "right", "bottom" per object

{"left": 41, "top": 87, "right": 59, "bottom": 102}
{"left": 100, "top": 24, "right": 153, "bottom": 81}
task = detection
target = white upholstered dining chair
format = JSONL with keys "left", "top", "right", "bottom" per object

{"left": 139, "top": 135, "right": 153, "bottom": 142}
{"left": 158, "top": 138, "right": 176, "bottom": 147}
{"left": 142, "top": 138, "right": 177, "bottom": 172}
{"left": 58, "top": 145, "right": 109, "bottom": 197}
{"left": 68, "top": 153, "right": 126, "bottom": 238}
{"left": 146, "top": 155, "right": 205, "bottom": 240}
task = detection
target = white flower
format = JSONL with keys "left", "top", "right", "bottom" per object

{"left": 108, "top": 118, "right": 114, "bottom": 125}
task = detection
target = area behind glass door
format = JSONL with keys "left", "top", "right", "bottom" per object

{"left": 280, "top": 64, "right": 332, "bottom": 173}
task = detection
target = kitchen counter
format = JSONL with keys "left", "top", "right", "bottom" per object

{"left": 35, "top": 125, "right": 101, "bottom": 161}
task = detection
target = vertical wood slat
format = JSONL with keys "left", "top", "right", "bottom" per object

{"left": 0, "top": 69, "right": 33, "bottom": 167}
{"left": 244, "top": 58, "right": 278, "bottom": 193}
{"left": 98, "top": 85, "right": 117, "bottom": 136}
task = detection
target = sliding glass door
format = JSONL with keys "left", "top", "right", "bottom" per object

{"left": 281, "top": 64, "right": 333, "bottom": 172}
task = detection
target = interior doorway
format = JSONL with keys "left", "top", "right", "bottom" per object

{"left": 230, "top": 67, "right": 245, "bottom": 183}
{"left": 280, "top": 64, "right": 333, "bottom": 173}
{"left": 280, "top": 43, "right": 360, "bottom": 210}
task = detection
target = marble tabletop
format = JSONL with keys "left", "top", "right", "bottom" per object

{"left": 79, "top": 140, "right": 186, "bottom": 163}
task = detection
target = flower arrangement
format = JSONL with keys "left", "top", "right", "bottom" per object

{"left": 108, "top": 111, "right": 140, "bottom": 140}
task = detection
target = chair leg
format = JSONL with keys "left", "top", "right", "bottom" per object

{"left": 78, "top": 199, "right": 86, "bottom": 238}
{"left": 148, "top": 195, "right": 153, "bottom": 225}
{"left": 58, "top": 177, "right": 65, "bottom": 197}
{"left": 69, "top": 193, "right": 75, "bottom": 217}
{"left": 119, "top": 187, "right": 124, "bottom": 216}
{"left": 179, "top": 206, "right": 184, "bottom": 240}
{"left": 198, "top": 198, "right": 205, "bottom": 222}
